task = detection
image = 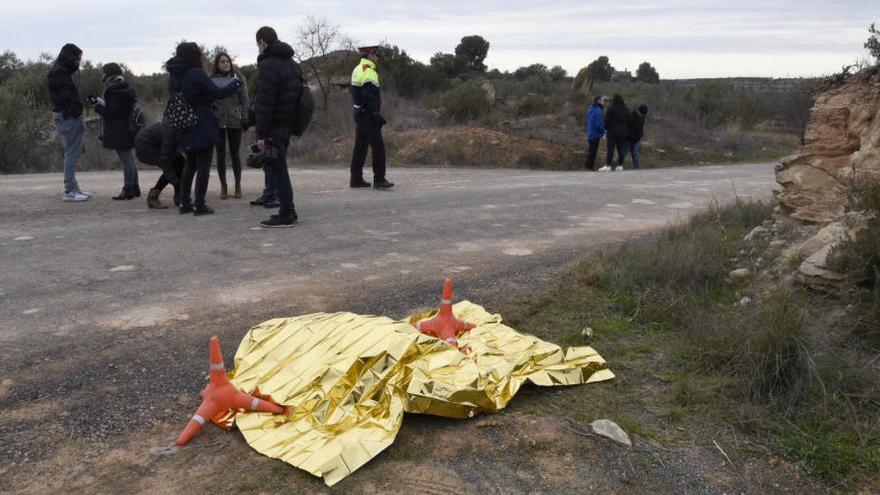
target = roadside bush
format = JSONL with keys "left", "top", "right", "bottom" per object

{"left": 515, "top": 94, "right": 550, "bottom": 117}
{"left": 437, "top": 80, "right": 491, "bottom": 123}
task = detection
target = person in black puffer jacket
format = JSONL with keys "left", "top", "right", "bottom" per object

{"left": 625, "top": 105, "right": 648, "bottom": 170}
{"left": 47, "top": 43, "right": 90, "bottom": 201}
{"left": 252, "top": 26, "right": 304, "bottom": 228}
{"left": 166, "top": 42, "right": 242, "bottom": 215}
{"left": 135, "top": 121, "right": 185, "bottom": 209}
{"left": 604, "top": 94, "right": 630, "bottom": 171}
{"left": 90, "top": 63, "right": 141, "bottom": 200}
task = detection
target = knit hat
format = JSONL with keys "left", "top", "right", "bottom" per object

{"left": 638, "top": 105, "right": 648, "bottom": 115}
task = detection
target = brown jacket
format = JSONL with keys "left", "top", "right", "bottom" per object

{"left": 211, "top": 71, "right": 249, "bottom": 129}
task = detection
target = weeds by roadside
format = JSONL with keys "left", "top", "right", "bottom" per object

{"left": 507, "top": 198, "right": 880, "bottom": 489}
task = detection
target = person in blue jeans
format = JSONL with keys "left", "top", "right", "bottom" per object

{"left": 626, "top": 105, "right": 649, "bottom": 169}
{"left": 250, "top": 168, "right": 279, "bottom": 207}
{"left": 48, "top": 43, "right": 91, "bottom": 201}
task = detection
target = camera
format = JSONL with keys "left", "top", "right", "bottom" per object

{"left": 86, "top": 95, "right": 98, "bottom": 105}
{"left": 246, "top": 142, "right": 279, "bottom": 168}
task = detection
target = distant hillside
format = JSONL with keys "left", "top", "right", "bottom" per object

{"left": 667, "top": 77, "right": 817, "bottom": 92}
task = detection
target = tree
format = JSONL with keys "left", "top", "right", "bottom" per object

{"left": 586, "top": 56, "right": 614, "bottom": 82}
{"left": 514, "top": 63, "right": 547, "bottom": 80}
{"left": 454, "top": 35, "right": 490, "bottom": 72}
{"left": 378, "top": 44, "right": 448, "bottom": 97}
{"left": 636, "top": 62, "right": 660, "bottom": 84}
{"left": 549, "top": 65, "right": 567, "bottom": 83}
{"left": 430, "top": 52, "right": 465, "bottom": 78}
{"left": 867, "top": 23, "right": 880, "bottom": 63}
{"left": 0, "top": 50, "right": 23, "bottom": 85}
{"left": 295, "top": 15, "right": 347, "bottom": 110}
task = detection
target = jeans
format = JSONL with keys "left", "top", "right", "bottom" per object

{"left": 180, "top": 148, "right": 214, "bottom": 208}
{"left": 116, "top": 148, "right": 140, "bottom": 189}
{"left": 54, "top": 113, "right": 83, "bottom": 192}
{"left": 585, "top": 138, "right": 600, "bottom": 170}
{"left": 259, "top": 168, "right": 278, "bottom": 202}
{"left": 350, "top": 112, "right": 386, "bottom": 182}
{"left": 216, "top": 127, "right": 243, "bottom": 186}
{"left": 626, "top": 141, "right": 641, "bottom": 169}
{"left": 606, "top": 136, "right": 626, "bottom": 168}
{"left": 265, "top": 126, "right": 295, "bottom": 219}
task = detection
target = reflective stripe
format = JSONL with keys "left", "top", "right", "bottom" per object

{"left": 210, "top": 363, "right": 225, "bottom": 371}
{"left": 415, "top": 321, "right": 422, "bottom": 330}
{"left": 192, "top": 415, "right": 206, "bottom": 425}
{"left": 251, "top": 398, "right": 260, "bottom": 410}
{"left": 441, "top": 299, "right": 452, "bottom": 304}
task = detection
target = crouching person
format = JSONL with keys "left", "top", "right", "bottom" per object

{"left": 135, "top": 121, "right": 185, "bottom": 209}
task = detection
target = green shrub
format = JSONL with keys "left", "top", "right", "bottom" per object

{"left": 438, "top": 80, "right": 491, "bottom": 123}
{"left": 515, "top": 94, "right": 549, "bottom": 117}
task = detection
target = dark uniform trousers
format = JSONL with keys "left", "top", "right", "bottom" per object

{"left": 265, "top": 126, "right": 296, "bottom": 220}
{"left": 350, "top": 112, "right": 386, "bottom": 182}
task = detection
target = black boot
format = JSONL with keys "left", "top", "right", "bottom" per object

{"left": 113, "top": 187, "right": 133, "bottom": 200}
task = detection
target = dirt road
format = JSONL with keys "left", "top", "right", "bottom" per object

{"left": 0, "top": 164, "right": 782, "bottom": 493}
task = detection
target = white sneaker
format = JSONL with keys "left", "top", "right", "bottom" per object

{"left": 63, "top": 191, "right": 90, "bottom": 202}
{"left": 615, "top": 166, "right": 624, "bottom": 171}
{"left": 77, "top": 189, "right": 94, "bottom": 198}
{"left": 598, "top": 165, "right": 611, "bottom": 172}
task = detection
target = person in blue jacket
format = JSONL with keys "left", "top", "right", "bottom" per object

{"left": 166, "top": 42, "right": 242, "bottom": 215}
{"left": 584, "top": 95, "right": 605, "bottom": 171}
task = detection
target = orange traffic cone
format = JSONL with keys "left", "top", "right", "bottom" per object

{"left": 415, "top": 279, "right": 476, "bottom": 349}
{"left": 176, "top": 336, "right": 286, "bottom": 446}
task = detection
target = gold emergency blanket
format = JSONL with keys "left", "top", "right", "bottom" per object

{"left": 227, "top": 301, "right": 614, "bottom": 486}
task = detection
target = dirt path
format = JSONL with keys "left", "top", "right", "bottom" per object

{"left": 1, "top": 164, "right": 808, "bottom": 494}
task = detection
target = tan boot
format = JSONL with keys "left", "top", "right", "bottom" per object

{"left": 146, "top": 188, "right": 168, "bottom": 209}
{"left": 220, "top": 184, "right": 228, "bottom": 200}
{"left": 234, "top": 182, "right": 242, "bottom": 198}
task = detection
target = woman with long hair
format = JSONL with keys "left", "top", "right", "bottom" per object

{"left": 165, "top": 42, "right": 242, "bottom": 215}
{"left": 210, "top": 52, "right": 249, "bottom": 199}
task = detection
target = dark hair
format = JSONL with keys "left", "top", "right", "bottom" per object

{"left": 612, "top": 94, "right": 625, "bottom": 106}
{"left": 175, "top": 42, "right": 203, "bottom": 68}
{"left": 256, "top": 26, "right": 278, "bottom": 45}
{"left": 638, "top": 104, "right": 648, "bottom": 115}
{"left": 211, "top": 52, "right": 235, "bottom": 76}
{"left": 101, "top": 62, "right": 123, "bottom": 81}
{"left": 592, "top": 95, "right": 603, "bottom": 106}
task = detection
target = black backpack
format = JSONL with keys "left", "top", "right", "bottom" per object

{"left": 128, "top": 99, "right": 148, "bottom": 136}
{"left": 247, "top": 75, "right": 314, "bottom": 137}
{"left": 291, "top": 80, "right": 314, "bottom": 137}
{"left": 163, "top": 92, "right": 199, "bottom": 130}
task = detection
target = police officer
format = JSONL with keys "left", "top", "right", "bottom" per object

{"left": 349, "top": 46, "right": 394, "bottom": 189}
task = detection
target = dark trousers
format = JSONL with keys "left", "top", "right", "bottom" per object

{"left": 265, "top": 127, "right": 295, "bottom": 219}
{"left": 606, "top": 136, "right": 626, "bottom": 167}
{"left": 154, "top": 156, "right": 184, "bottom": 192}
{"left": 181, "top": 148, "right": 214, "bottom": 208}
{"left": 216, "top": 128, "right": 242, "bottom": 186}
{"left": 350, "top": 113, "right": 386, "bottom": 182}
{"left": 585, "top": 138, "right": 600, "bottom": 170}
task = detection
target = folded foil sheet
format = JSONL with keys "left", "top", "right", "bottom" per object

{"left": 227, "top": 301, "right": 614, "bottom": 486}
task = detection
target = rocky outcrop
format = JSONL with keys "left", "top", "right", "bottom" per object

{"left": 793, "top": 212, "right": 872, "bottom": 292}
{"left": 775, "top": 69, "right": 880, "bottom": 223}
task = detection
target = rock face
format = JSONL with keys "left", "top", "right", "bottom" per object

{"left": 775, "top": 69, "right": 880, "bottom": 223}
{"left": 795, "top": 213, "right": 872, "bottom": 291}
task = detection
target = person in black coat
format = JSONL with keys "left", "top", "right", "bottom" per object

{"left": 252, "top": 26, "right": 303, "bottom": 228}
{"left": 135, "top": 121, "right": 185, "bottom": 209}
{"left": 47, "top": 43, "right": 90, "bottom": 201}
{"left": 90, "top": 63, "right": 141, "bottom": 200}
{"left": 604, "top": 94, "right": 630, "bottom": 171}
{"left": 625, "top": 105, "right": 648, "bottom": 169}
{"left": 166, "top": 42, "right": 242, "bottom": 215}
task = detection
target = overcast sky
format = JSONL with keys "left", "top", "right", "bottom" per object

{"left": 2, "top": 0, "right": 876, "bottom": 78}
